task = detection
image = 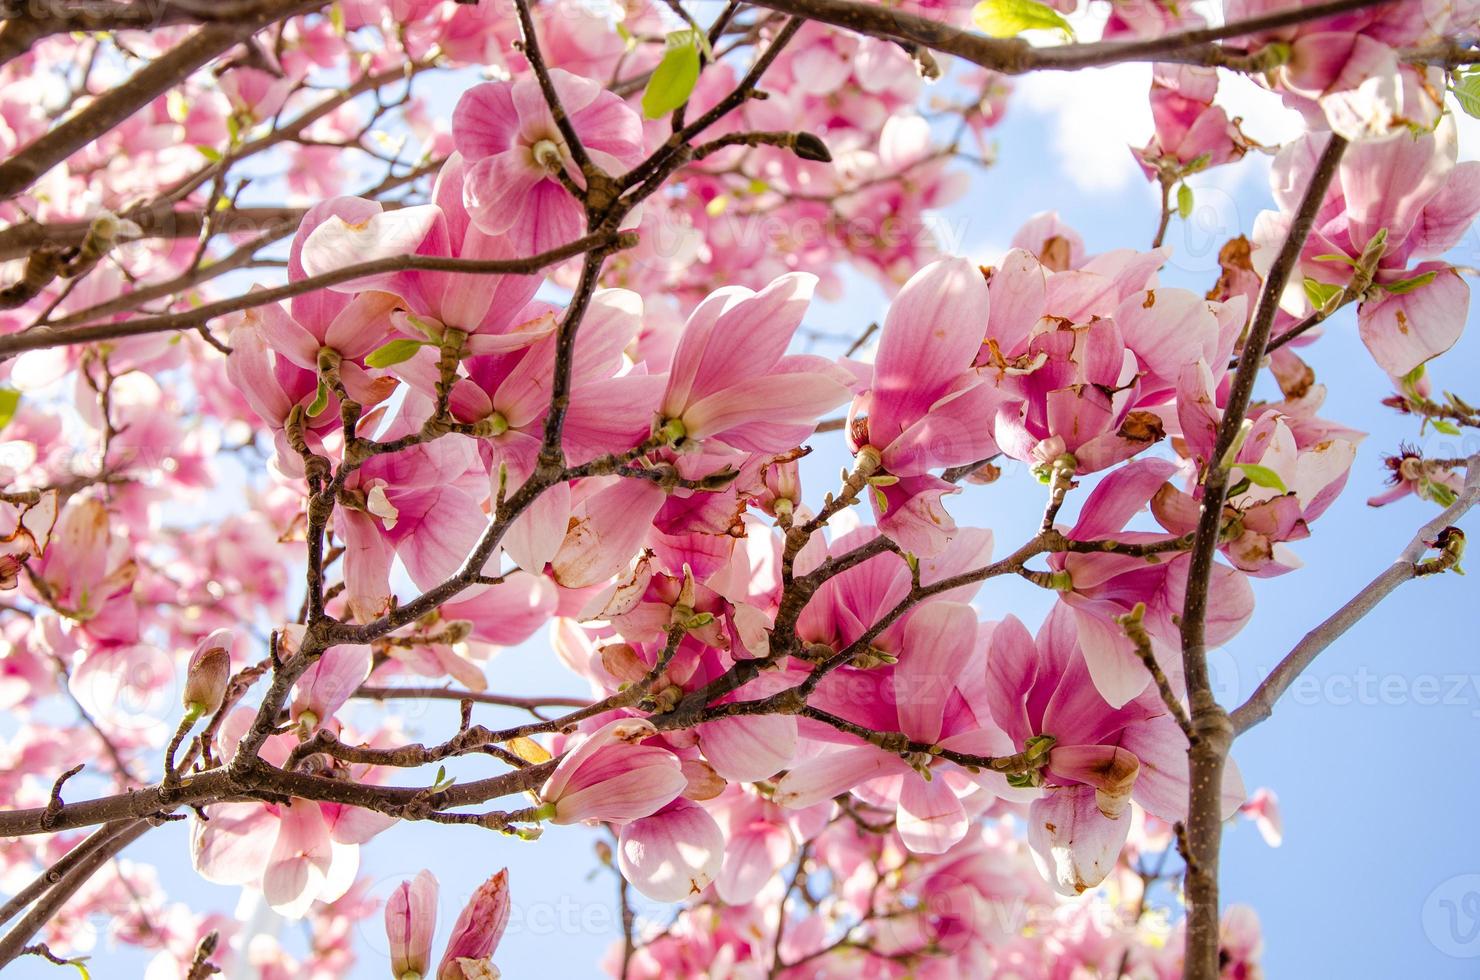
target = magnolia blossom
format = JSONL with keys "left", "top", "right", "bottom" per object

{"left": 538, "top": 718, "right": 686, "bottom": 825}
{"left": 848, "top": 256, "right": 1013, "bottom": 556}
{"left": 385, "top": 870, "right": 438, "bottom": 980}
{"left": 657, "top": 271, "right": 852, "bottom": 456}
{"left": 986, "top": 606, "right": 1245, "bottom": 895}
{"left": 1254, "top": 122, "right": 1480, "bottom": 379}
{"left": 192, "top": 710, "right": 395, "bottom": 917}
{"left": 453, "top": 69, "right": 645, "bottom": 254}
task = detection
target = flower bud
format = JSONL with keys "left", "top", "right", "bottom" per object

{"left": 182, "top": 629, "right": 233, "bottom": 720}
{"left": 386, "top": 870, "right": 438, "bottom": 980}
{"left": 436, "top": 869, "right": 510, "bottom": 980}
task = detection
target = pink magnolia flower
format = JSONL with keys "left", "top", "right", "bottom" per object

{"left": 985, "top": 605, "right": 1244, "bottom": 895}
{"left": 618, "top": 799, "right": 726, "bottom": 902}
{"left": 453, "top": 69, "right": 645, "bottom": 254}
{"left": 437, "top": 869, "right": 511, "bottom": 980}
{"left": 538, "top": 717, "right": 686, "bottom": 825}
{"left": 249, "top": 196, "right": 406, "bottom": 375}
{"left": 1156, "top": 360, "right": 1360, "bottom": 576}
{"left": 776, "top": 602, "right": 1019, "bottom": 855}
{"left": 31, "top": 498, "right": 137, "bottom": 624}
{"left": 1134, "top": 64, "right": 1252, "bottom": 179}
{"left": 1225, "top": 0, "right": 1462, "bottom": 140}
{"left": 1254, "top": 123, "right": 1480, "bottom": 379}
{"left": 847, "top": 257, "right": 1013, "bottom": 556}
{"left": 192, "top": 712, "right": 395, "bottom": 917}
{"left": 385, "top": 870, "right": 438, "bottom": 980}
{"left": 1045, "top": 456, "right": 1254, "bottom": 707}
{"left": 978, "top": 240, "right": 1244, "bottom": 478}
{"left": 657, "top": 271, "right": 852, "bottom": 456}
{"left": 297, "top": 159, "right": 555, "bottom": 358}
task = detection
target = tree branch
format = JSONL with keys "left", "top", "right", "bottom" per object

{"left": 1231, "top": 454, "right": 1480, "bottom": 735}
{"left": 1176, "top": 133, "right": 1347, "bottom": 980}
{"left": 741, "top": 0, "right": 1390, "bottom": 75}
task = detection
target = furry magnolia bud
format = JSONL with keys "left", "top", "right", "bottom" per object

{"left": 182, "top": 629, "right": 233, "bottom": 719}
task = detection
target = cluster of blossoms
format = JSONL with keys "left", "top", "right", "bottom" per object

{"left": 0, "top": 0, "right": 1476, "bottom": 977}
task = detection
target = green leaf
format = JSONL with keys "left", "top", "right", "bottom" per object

{"left": 364, "top": 338, "right": 426, "bottom": 368}
{"left": 329, "top": 0, "right": 345, "bottom": 34}
{"left": 1232, "top": 463, "right": 1288, "bottom": 493}
{"left": 195, "top": 145, "right": 223, "bottom": 163}
{"left": 642, "top": 31, "right": 702, "bottom": 119}
{"left": 1431, "top": 419, "right": 1462, "bottom": 436}
{"left": 1312, "top": 252, "right": 1359, "bottom": 267}
{"left": 1302, "top": 277, "right": 1344, "bottom": 312}
{"left": 306, "top": 379, "right": 330, "bottom": 418}
{"left": 1380, "top": 270, "right": 1438, "bottom": 295}
{"left": 1424, "top": 479, "right": 1459, "bottom": 507}
{"left": 1453, "top": 67, "right": 1480, "bottom": 120}
{"left": 972, "top": 0, "right": 1074, "bottom": 38}
{"left": 1176, "top": 183, "right": 1194, "bottom": 220}
{"left": 0, "top": 388, "right": 19, "bottom": 432}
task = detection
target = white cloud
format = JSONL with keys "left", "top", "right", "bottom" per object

{"left": 1015, "top": 64, "right": 1154, "bottom": 193}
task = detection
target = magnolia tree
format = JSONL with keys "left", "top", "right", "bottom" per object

{"left": 0, "top": 0, "right": 1477, "bottom": 976}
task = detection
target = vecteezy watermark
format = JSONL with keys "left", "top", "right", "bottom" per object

{"left": 1423, "top": 874, "right": 1480, "bottom": 958}
{"left": 1276, "top": 667, "right": 1480, "bottom": 716}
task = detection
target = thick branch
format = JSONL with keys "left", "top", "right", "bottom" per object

{"left": 1176, "top": 134, "right": 1347, "bottom": 980}
{"left": 742, "top": 0, "right": 1390, "bottom": 74}
{"left": 0, "top": 0, "right": 323, "bottom": 203}
{"left": 0, "top": 230, "right": 632, "bottom": 360}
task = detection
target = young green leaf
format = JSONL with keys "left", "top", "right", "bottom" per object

{"left": 972, "top": 0, "right": 1074, "bottom": 39}
{"left": 1453, "top": 67, "right": 1480, "bottom": 120}
{"left": 1379, "top": 270, "right": 1438, "bottom": 295}
{"left": 1431, "top": 419, "right": 1462, "bottom": 436}
{"left": 1302, "top": 277, "right": 1345, "bottom": 312}
{"left": 0, "top": 388, "right": 19, "bottom": 432}
{"left": 364, "top": 338, "right": 427, "bottom": 368}
{"left": 1232, "top": 463, "right": 1288, "bottom": 493}
{"left": 306, "top": 378, "right": 330, "bottom": 418}
{"left": 642, "top": 31, "right": 702, "bottom": 120}
{"left": 1176, "top": 183, "right": 1194, "bottom": 220}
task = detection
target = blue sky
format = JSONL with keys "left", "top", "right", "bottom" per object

{"left": 10, "top": 25, "right": 1480, "bottom": 980}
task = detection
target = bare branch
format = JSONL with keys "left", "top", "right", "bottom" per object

{"left": 1231, "top": 455, "right": 1480, "bottom": 735}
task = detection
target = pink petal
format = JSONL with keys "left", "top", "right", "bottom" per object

{"left": 191, "top": 802, "right": 278, "bottom": 885}
{"left": 1358, "top": 264, "right": 1467, "bottom": 378}
{"left": 384, "top": 485, "right": 488, "bottom": 591}
{"left": 663, "top": 272, "right": 817, "bottom": 413}
{"left": 263, "top": 800, "right": 333, "bottom": 917}
{"left": 619, "top": 802, "right": 725, "bottom": 902}
{"left": 896, "top": 601, "right": 977, "bottom": 744}
{"left": 895, "top": 771, "right": 969, "bottom": 855}
{"left": 451, "top": 81, "right": 521, "bottom": 159}
{"left": 771, "top": 744, "right": 907, "bottom": 809}
{"left": 716, "top": 823, "right": 793, "bottom": 904}
{"left": 698, "top": 713, "right": 797, "bottom": 782}
{"left": 1027, "top": 784, "right": 1131, "bottom": 896}
{"left": 551, "top": 480, "right": 663, "bottom": 589}
{"left": 870, "top": 257, "right": 988, "bottom": 448}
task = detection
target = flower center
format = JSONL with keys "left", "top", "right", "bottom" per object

{"left": 531, "top": 138, "right": 563, "bottom": 173}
